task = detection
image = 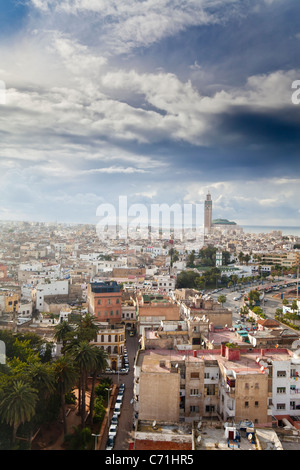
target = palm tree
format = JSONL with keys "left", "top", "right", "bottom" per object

{"left": 53, "top": 356, "right": 78, "bottom": 436}
{"left": 70, "top": 342, "right": 98, "bottom": 427}
{"left": 54, "top": 321, "right": 73, "bottom": 355}
{"left": 0, "top": 380, "right": 38, "bottom": 443}
{"left": 88, "top": 347, "right": 108, "bottom": 425}
{"left": 76, "top": 313, "right": 99, "bottom": 342}
{"left": 26, "top": 362, "right": 55, "bottom": 399}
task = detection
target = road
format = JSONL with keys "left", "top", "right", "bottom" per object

{"left": 101, "top": 331, "right": 139, "bottom": 450}
{"left": 210, "top": 276, "right": 300, "bottom": 326}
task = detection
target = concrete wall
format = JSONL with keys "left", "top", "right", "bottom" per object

{"left": 139, "top": 371, "right": 180, "bottom": 422}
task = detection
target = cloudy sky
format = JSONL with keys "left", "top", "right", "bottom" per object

{"left": 0, "top": 0, "right": 299, "bottom": 227}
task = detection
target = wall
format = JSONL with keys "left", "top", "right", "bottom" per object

{"left": 139, "top": 371, "right": 180, "bottom": 422}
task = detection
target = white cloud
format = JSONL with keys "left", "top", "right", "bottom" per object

{"left": 28, "top": 0, "right": 239, "bottom": 53}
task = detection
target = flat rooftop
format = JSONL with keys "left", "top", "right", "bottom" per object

{"left": 137, "top": 347, "right": 293, "bottom": 375}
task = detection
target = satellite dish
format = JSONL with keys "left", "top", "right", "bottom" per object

{"left": 291, "top": 340, "right": 300, "bottom": 350}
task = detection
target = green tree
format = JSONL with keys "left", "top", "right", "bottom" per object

{"left": 53, "top": 356, "right": 78, "bottom": 436}
{"left": 0, "top": 380, "right": 38, "bottom": 443}
{"left": 64, "top": 426, "right": 93, "bottom": 450}
{"left": 54, "top": 321, "right": 73, "bottom": 355}
{"left": 217, "top": 295, "right": 227, "bottom": 307}
{"left": 70, "top": 342, "right": 98, "bottom": 427}
{"left": 176, "top": 270, "right": 200, "bottom": 289}
{"left": 88, "top": 348, "right": 108, "bottom": 425}
{"left": 76, "top": 313, "right": 99, "bottom": 342}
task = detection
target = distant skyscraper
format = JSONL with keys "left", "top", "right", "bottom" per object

{"left": 204, "top": 191, "right": 212, "bottom": 234}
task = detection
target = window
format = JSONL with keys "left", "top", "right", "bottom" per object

{"left": 255, "top": 383, "right": 259, "bottom": 389}
{"left": 277, "top": 370, "right": 286, "bottom": 377}
{"left": 245, "top": 401, "right": 249, "bottom": 408}
{"left": 245, "top": 383, "right": 249, "bottom": 389}
{"left": 277, "top": 403, "right": 286, "bottom": 410}
{"left": 116, "top": 298, "right": 120, "bottom": 304}
{"left": 190, "top": 389, "right": 199, "bottom": 396}
{"left": 255, "top": 401, "right": 259, "bottom": 407}
{"left": 190, "top": 372, "right": 199, "bottom": 379}
{"left": 97, "top": 299, "right": 101, "bottom": 304}
{"left": 204, "top": 372, "right": 210, "bottom": 379}
{"left": 205, "top": 405, "right": 215, "bottom": 412}
{"left": 110, "top": 310, "right": 114, "bottom": 316}
{"left": 277, "top": 387, "right": 286, "bottom": 394}
{"left": 190, "top": 406, "right": 199, "bottom": 412}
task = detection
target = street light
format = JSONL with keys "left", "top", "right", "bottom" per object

{"left": 91, "top": 433, "right": 100, "bottom": 451}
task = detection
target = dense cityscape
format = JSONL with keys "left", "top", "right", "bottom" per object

{"left": 0, "top": 191, "right": 299, "bottom": 451}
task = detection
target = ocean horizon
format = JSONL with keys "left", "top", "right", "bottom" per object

{"left": 242, "top": 225, "right": 300, "bottom": 237}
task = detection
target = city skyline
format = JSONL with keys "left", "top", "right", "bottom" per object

{"left": 0, "top": 0, "right": 299, "bottom": 227}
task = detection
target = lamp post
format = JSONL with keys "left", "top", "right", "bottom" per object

{"left": 91, "top": 433, "right": 100, "bottom": 451}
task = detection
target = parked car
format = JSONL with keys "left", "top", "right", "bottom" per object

{"left": 114, "top": 402, "right": 122, "bottom": 415}
{"left": 106, "top": 436, "right": 114, "bottom": 450}
{"left": 109, "top": 424, "right": 118, "bottom": 437}
{"left": 111, "top": 413, "right": 118, "bottom": 426}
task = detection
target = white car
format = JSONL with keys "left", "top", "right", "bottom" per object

{"left": 109, "top": 424, "right": 118, "bottom": 437}
{"left": 114, "top": 402, "right": 122, "bottom": 415}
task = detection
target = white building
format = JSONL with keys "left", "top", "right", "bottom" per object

{"left": 36, "top": 279, "right": 69, "bottom": 311}
{"left": 155, "top": 275, "right": 176, "bottom": 293}
{"left": 269, "top": 347, "right": 300, "bottom": 418}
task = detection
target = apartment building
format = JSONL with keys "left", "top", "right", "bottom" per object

{"left": 87, "top": 281, "right": 122, "bottom": 324}
{"left": 155, "top": 275, "right": 176, "bottom": 293}
{"left": 91, "top": 324, "right": 125, "bottom": 371}
{"left": 0, "top": 291, "right": 19, "bottom": 315}
{"left": 265, "top": 348, "right": 300, "bottom": 419}
{"left": 133, "top": 346, "right": 284, "bottom": 426}
{"left": 260, "top": 251, "right": 300, "bottom": 268}
{"left": 137, "top": 302, "right": 181, "bottom": 335}
{"left": 35, "top": 279, "right": 69, "bottom": 311}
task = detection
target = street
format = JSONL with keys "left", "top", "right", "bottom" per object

{"left": 210, "top": 276, "right": 300, "bottom": 327}
{"left": 101, "top": 331, "right": 139, "bottom": 450}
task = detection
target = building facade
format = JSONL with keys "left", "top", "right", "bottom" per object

{"left": 87, "top": 281, "right": 122, "bottom": 324}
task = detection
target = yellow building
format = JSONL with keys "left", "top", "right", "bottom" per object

{"left": 4, "top": 292, "right": 19, "bottom": 314}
